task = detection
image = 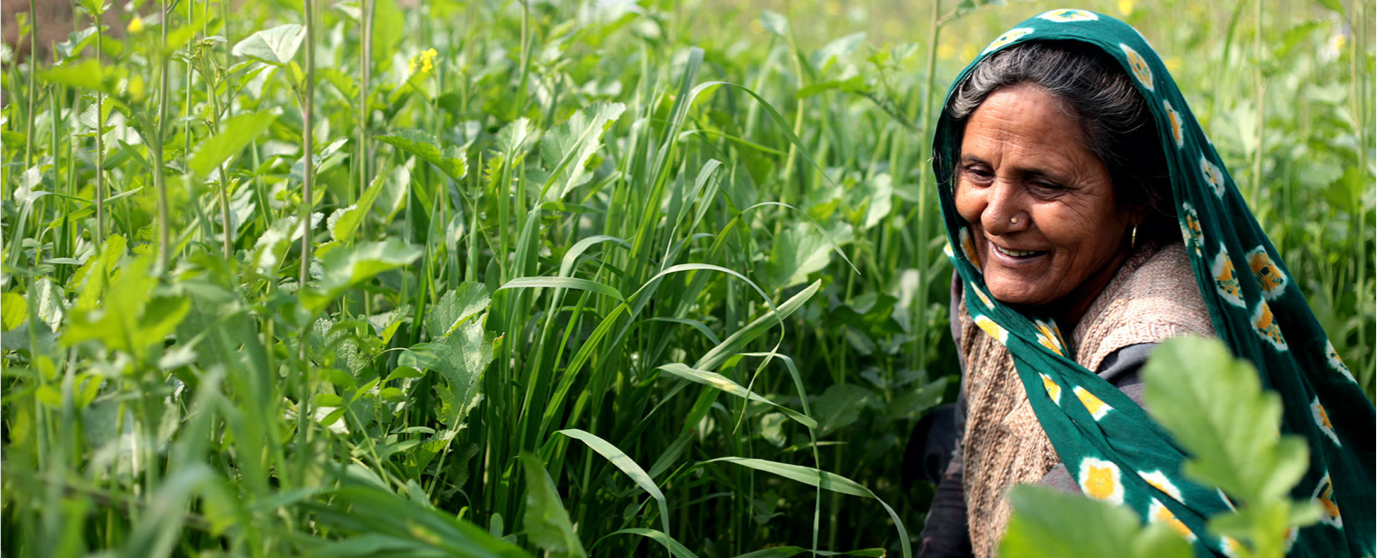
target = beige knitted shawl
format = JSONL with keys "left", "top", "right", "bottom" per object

{"left": 957, "top": 243, "right": 1215, "bottom": 557}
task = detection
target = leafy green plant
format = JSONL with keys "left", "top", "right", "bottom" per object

{"left": 1001, "top": 337, "right": 1320, "bottom": 558}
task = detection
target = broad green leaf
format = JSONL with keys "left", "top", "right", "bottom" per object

{"left": 1143, "top": 337, "right": 1310, "bottom": 505}
{"left": 375, "top": 129, "right": 467, "bottom": 183}
{"left": 189, "top": 111, "right": 278, "bottom": 177}
{"left": 301, "top": 240, "right": 424, "bottom": 312}
{"left": 429, "top": 320, "right": 494, "bottom": 429}
{"left": 538, "top": 102, "right": 625, "bottom": 201}
{"left": 763, "top": 221, "right": 852, "bottom": 292}
{"left": 56, "top": 25, "right": 97, "bottom": 60}
{"left": 812, "top": 384, "right": 873, "bottom": 434}
{"left": 497, "top": 117, "right": 534, "bottom": 157}
{"left": 63, "top": 254, "right": 189, "bottom": 355}
{"left": 2, "top": 292, "right": 27, "bottom": 331}
{"left": 37, "top": 59, "right": 122, "bottom": 95}
{"left": 657, "top": 363, "right": 816, "bottom": 429}
{"left": 519, "top": 453, "right": 587, "bottom": 558}
{"left": 557, "top": 429, "right": 671, "bottom": 542}
{"left": 1000, "top": 485, "right": 1193, "bottom": 558}
{"left": 708, "top": 457, "right": 911, "bottom": 558}
{"left": 425, "top": 283, "right": 491, "bottom": 338}
{"left": 231, "top": 24, "right": 305, "bottom": 65}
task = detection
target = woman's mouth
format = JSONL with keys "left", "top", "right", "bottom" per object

{"left": 994, "top": 244, "right": 1044, "bottom": 258}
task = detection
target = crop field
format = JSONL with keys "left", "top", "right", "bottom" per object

{"left": 0, "top": 0, "right": 1372, "bottom": 555}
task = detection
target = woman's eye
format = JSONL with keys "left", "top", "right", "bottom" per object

{"left": 963, "top": 166, "right": 994, "bottom": 181}
{"left": 1031, "top": 181, "right": 1062, "bottom": 192}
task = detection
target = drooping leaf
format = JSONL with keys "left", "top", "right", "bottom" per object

{"left": 1143, "top": 337, "right": 1310, "bottom": 505}
{"left": 375, "top": 129, "right": 467, "bottom": 183}
{"left": 498, "top": 276, "right": 624, "bottom": 303}
{"left": 231, "top": 24, "right": 305, "bottom": 65}
{"left": 189, "top": 111, "right": 279, "bottom": 177}
{"left": 1000, "top": 485, "right": 1193, "bottom": 558}
{"left": 557, "top": 429, "right": 671, "bottom": 542}
{"left": 657, "top": 363, "right": 816, "bottom": 429}
{"left": 693, "top": 280, "right": 820, "bottom": 372}
{"left": 538, "top": 102, "right": 625, "bottom": 201}
{"left": 519, "top": 453, "right": 587, "bottom": 558}
{"left": 708, "top": 457, "right": 912, "bottom": 558}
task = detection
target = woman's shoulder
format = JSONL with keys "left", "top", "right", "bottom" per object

{"left": 1070, "top": 242, "right": 1217, "bottom": 371}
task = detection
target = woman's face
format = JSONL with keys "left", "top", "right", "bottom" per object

{"left": 954, "top": 83, "right": 1137, "bottom": 318}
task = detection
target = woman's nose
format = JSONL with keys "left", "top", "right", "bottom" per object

{"left": 982, "top": 182, "right": 1027, "bottom": 233}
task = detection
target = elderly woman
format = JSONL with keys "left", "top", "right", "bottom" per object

{"left": 917, "top": 11, "right": 1374, "bottom": 558}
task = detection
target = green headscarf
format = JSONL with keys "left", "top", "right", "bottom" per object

{"left": 933, "top": 10, "right": 1374, "bottom": 556}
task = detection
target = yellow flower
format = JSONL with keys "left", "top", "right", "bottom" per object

{"left": 128, "top": 15, "right": 145, "bottom": 34}
{"left": 1117, "top": 0, "right": 1135, "bottom": 16}
{"left": 421, "top": 48, "right": 438, "bottom": 73}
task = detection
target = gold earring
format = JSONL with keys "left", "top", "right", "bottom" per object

{"left": 1010, "top": 217, "right": 1018, "bottom": 225}
{"left": 1131, "top": 225, "right": 1138, "bottom": 248}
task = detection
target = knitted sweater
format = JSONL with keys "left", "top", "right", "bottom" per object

{"left": 954, "top": 242, "right": 1216, "bottom": 557}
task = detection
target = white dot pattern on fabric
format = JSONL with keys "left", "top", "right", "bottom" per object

{"left": 1121, "top": 43, "right": 1154, "bottom": 91}
{"left": 1036, "top": 8, "right": 1098, "bottom": 22}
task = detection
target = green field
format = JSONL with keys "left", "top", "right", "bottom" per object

{"left": 1, "top": 0, "right": 1372, "bottom": 555}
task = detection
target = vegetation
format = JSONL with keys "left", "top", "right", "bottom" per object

{"left": 0, "top": 0, "right": 1371, "bottom": 556}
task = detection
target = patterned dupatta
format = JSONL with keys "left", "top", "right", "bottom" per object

{"left": 932, "top": 10, "right": 1375, "bottom": 556}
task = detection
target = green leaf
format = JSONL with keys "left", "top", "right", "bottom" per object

{"left": 231, "top": 24, "right": 305, "bottom": 65}
{"left": 1143, "top": 337, "right": 1310, "bottom": 505}
{"left": 759, "top": 10, "right": 788, "bottom": 36}
{"left": 694, "top": 280, "right": 819, "bottom": 372}
{"left": 189, "top": 111, "right": 279, "bottom": 177}
{"left": 557, "top": 429, "right": 672, "bottom": 543}
{"left": 56, "top": 25, "right": 98, "bottom": 60}
{"left": 301, "top": 240, "right": 424, "bottom": 312}
{"left": 1000, "top": 485, "right": 1193, "bottom": 558}
{"left": 708, "top": 457, "right": 912, "bottom": 558}
{"left": 538, "top": 102, "right": 625, "bottom": 201}
{"left": 812, "top": 384, "right": 873, "bottom": 434}
{"left": 2, "top": 292, "right": 27, "bottom": 331}
{"left": 63, "top": 254, "right": 188, "bottom": 356}
{"left": 37, "top": 59, "right": 123, "bottom": 95}
{"left": 605, "top": 529, "right": 700, "bottom": 558}
{"left": 425, "top": 283, "right": 491, "bottom": 338}
{"left": 498, "top": 277, "right": 624, "bottom": 303}
{"left": 518, "top": 453, "right": 587, "bottom": 558}
{"left": 657, "top": 363, "right": 816, "bottom": 429}
{"left": 376, "top": 129, "right": 468, "bottom": 183}
{"left": 429, "top": 320, "right": 494, "bottom": 429}
{"left": 763, "top": 221, "right": 852, "bottom": 292}
{"left": 328, "top": 171, "right": 387, "bottom": 242}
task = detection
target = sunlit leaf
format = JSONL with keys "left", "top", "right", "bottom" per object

{"left": 231, "top": 24, "right": 305, "bottom": 65}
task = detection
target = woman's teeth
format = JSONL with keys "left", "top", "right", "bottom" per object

{"left": 995, "top": 245, "right": 1039, "bottom": 257}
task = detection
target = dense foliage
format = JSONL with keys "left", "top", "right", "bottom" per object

{"left": 1, "top": 0, "right": 1371, "bottom": 556}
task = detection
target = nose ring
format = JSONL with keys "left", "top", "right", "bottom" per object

{"left": 1010, "top": 216, "right": 1018, "bottom": 225}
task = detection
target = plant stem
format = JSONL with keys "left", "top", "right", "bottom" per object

{"left": 300, "top": 0, "right": 316, "bottom": 290}
{"left": 24, "top": 0, "right": 37, "bottom": 171}
{"left": 155, "top": 0, "right": 172, "bottom": 273}
{"left": 95, "top": 8, "right": 106, "bottom": 245}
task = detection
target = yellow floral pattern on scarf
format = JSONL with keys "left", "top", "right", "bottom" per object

{"left": 1079, "top": 457, "right": 1125, "bottom": 505}
{"left": 1252, "top": 300, "right": 1287, "bottom": 351}
{"left": 1037, "top": 8, "right": 1099, "bottom": 22}
{"left": 1074, "top": 386, "right": 1112, "bottom": 420}
{"left": 1247, "top": 246, "right": 1288, "bottom": 300}
{"left": 1121, "top": 44, "right": 1154, "bottom": 91}
{"left": 1212, "top": 248, "right": 1244, "bottom": 307}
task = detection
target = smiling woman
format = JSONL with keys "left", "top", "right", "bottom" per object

{"left": 918, "top": 11, "right": 1374, "bottom": 558}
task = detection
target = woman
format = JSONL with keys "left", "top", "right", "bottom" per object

{"left": 917, "top": 10, "right": 1374, "bottom": 557}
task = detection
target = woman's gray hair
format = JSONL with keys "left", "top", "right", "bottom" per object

{"left": 946, "top": 41, "right": 1176, "bottom": 242}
